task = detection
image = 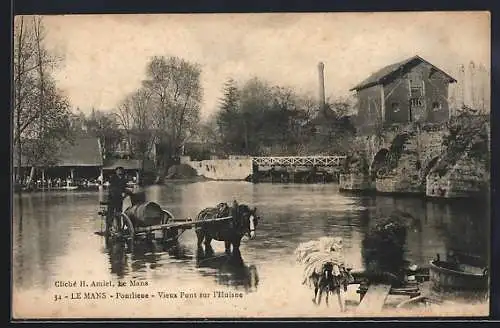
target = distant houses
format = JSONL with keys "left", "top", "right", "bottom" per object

{"left": 14, "top": 136, "right": 103, "bottom": 182}
{"left": 13, "top": 134, "right": 156, "bottom": 187}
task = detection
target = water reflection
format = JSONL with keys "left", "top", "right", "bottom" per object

{"left": 196, "top": 246, "right": 259, "bottom": 293}
{"left": 356, "top": 195, "right": 490, "bottom": 268}
{"left": 130, "top": 242, "right": 163, "bottom": 272}
{"left": 432, "top": 199, "right": 490, "bottom": 267}
{"left": 107, "top": 241, "right": 130, "bottom": 278}
{"left": 13, "top": 192, "right": 91, "bottom": 289}
{"left": 106, "top": 240, "right": 195, "bottom": 278}
{"left": 12, "top": 182, "right": 490, "bottom": 312}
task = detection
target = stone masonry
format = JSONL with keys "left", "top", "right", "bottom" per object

{"left": 341, "top": 123, "right": 448, "bottom": 195}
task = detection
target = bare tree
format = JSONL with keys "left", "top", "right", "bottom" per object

{"left": 141, "top": 56, "right": 202, "bottom": 168}
{"left": 115, "top": 88, "right": 157, "bottom": 165}
{"left": 84, "top": 109, "right": 123, "bottom": 159}
{"left": 116, "top": 94, "right": 135, "bottom": 153}
{"left": 13, "top": 16, "right": 72, "bottom": 189}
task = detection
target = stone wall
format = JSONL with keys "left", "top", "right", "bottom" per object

{"left": 378, "top": 127, "right": 445, "bottom": 194}
{"left": 339, "top": 173, "right": 374, "bottom": 191}
{"left": 184, "top": 157, "right": 253, "bottom": 180}
{"left": 345, "top": 118, "right": 489, "bottom": 198}
{"left": 365, "top": 124, "right": 445, "bottom": 168}
{"left": 376, "top": 173, "right": 422, "bottom": 194}
{"left": 415, "top": 125, "right": 447, "bottom": 173}
{"left": 426, "top": 155, "right": 489, "bottom": 198}
{"left": 351, "top": 123, "right": 448, "bottom": 194}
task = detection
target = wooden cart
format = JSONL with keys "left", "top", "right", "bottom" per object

{"left": 97, "top": 200, "right": 232, "bottom": 245}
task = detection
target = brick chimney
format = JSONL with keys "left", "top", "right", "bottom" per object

{"left": 318, "top": 62, "right": 326, "bottom": 112}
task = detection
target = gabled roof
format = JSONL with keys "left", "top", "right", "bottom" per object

{"left": 13, "top": 136, "right": 103, "bottom": 168}
{"left": 58, "top": 137, "right": 103, "bottom": 166}
{"left": 349, "top": 55, "right": 457, "bottom": 91}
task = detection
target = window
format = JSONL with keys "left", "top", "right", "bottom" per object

{"left": 408, "top": 73, "right": 425, "bottom": 97}
{"left": 410, "top": 98, "right": 423, "bottom": 107}
{"left": 411, "top": 86, "right": 422, "bottom": 96}
{"left": 432, "top": 101, "right": 441, "bottom": 111}
{"left": 392, "top": 102, "right": 400, "bottom": 113}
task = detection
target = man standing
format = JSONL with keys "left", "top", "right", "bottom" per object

{"left": 107, "top": 166, "right": 133, "bottom": 233}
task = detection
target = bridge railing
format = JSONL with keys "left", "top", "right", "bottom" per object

{"left": 252, "top": 156, "right": 347, "bottom": 167}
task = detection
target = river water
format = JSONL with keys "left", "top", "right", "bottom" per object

{"left": 12, "top": 181, "right": 490, "bottom": 318}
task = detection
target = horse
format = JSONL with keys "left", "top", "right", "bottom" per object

{"left": 307, "top": 262, "right": 353, "bottom": 312}
{"left": 194, "top": 200, "right": 259, "bottom": 254}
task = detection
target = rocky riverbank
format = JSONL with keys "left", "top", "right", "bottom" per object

{"left": 339, "top": 114, "right": 490, "bottom": 199}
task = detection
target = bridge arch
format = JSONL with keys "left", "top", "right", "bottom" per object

{"left": 370, "top": 148, "right": 389, "bottom": 178}
{"left": 389, "top": 133, "right": 410, "bottom": 152}
{"left": 420, "top": 156, "right": 440, "bottom": 184}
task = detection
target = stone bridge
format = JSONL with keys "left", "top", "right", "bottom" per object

{"left": 341, "top": 122, "right": 448, "bottom": 194}
{"left": 341, "top": 120, "right": 489, "bottom": 198}
{"left": 366, "top": 123, "right": 447, "bottom": 190}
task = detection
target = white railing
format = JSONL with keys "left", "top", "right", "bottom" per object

{"left": 252, "top": 156, "right": 347, "bottom": 167}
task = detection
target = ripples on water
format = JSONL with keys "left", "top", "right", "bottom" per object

{"left": 12, "top": 182, "right": 490, "bottom": 317}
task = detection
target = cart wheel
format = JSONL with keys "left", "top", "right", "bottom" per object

{"left": 119, "top": 213, "right": 135, "bottom": 243}
{"left": 161, "top": 210, "right": 174, "bottom": 224}
{"left": 108, "top": 213, "right": 121, "bottom": 238}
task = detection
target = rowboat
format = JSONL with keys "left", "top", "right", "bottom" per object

{"left": 429, "top": 259, "right": 489, "bottom": 291}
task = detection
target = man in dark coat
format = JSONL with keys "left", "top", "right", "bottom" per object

{"left": 106, "top": 166, "right": 133, "bottom": 233}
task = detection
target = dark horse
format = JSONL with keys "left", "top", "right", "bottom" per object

{"left": 194, "top": 201, "right": 259, "bottom": 254}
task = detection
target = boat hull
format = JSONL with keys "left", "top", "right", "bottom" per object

{"left": 429, "top": 260, "right": 488, "bottom": 291}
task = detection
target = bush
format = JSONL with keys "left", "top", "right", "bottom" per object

{"left": 432, "top": 113, "right": 489, "bottom": 176}
{"left": 361, "top": 212, "right": 411, "bottom": 280}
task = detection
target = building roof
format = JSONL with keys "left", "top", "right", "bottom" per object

{"left": 102, "top": 159, "right": 143, "bottom": 171}
{"left": 349, "top": 55, "right": 457, "bottom": 91}
{"left": 13, "top": 136, "right": 103, "bottom": 168}
{"left": 58, "top": 137, "right": 103, "bottom": 167}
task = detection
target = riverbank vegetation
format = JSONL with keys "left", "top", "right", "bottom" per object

{"left": 14, "top": 17, "right": 490, "bottom": 184}
{"left": 198, "top": 77, "right": 357, "bottom": 158}
{"left": 431, "top": 109, "right": 490, "bottom": 177}
{"left": 14, "top": 16, "right": 74, "bottom": 186}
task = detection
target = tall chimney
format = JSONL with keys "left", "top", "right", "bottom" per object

{"left": 318, "top": 62, "right": 326, "bottom": 112}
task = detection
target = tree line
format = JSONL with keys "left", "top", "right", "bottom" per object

{"left": 114, "top": 56, "right": 202, "bottom": 169}
{"left": 13, "top": 16, "right": 358, "bottom": 182}
{"left": 197, "top": 77, "right": 357, "bottom": 158}
{"left": 14, "top": 16, "right": 73, "bottom": 185}
{"left": 13, "top": 16, "right": 204, "bottom": 180}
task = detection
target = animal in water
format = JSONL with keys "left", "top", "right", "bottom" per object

{"left": 307, "top": 262, "right": 352, "bottom": 311}
{"left": 194, "top": 201, "right": 259, "bottom": 254}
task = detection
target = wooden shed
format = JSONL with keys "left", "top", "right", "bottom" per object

{"left": 13, "top": 136, "right": 103, "bottom": 186}
{"left": 350, "top": 55, "right": 457, "bottom": 128}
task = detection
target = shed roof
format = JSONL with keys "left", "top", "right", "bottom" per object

{"left": 102, "top": 159, "right": 142, "bottom": 171}
{"left": 13, "top": 136, "right": 103, "bottom": 168}
{"left": 349, "top": 55, "right": 457, "bottom": 91}
{"left": 58, "top": 137, "right": 103, "bottom": 167}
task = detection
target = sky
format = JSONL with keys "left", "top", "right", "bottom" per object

{"left": 32, "top": 12, "right": 490, "bottom": 119}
